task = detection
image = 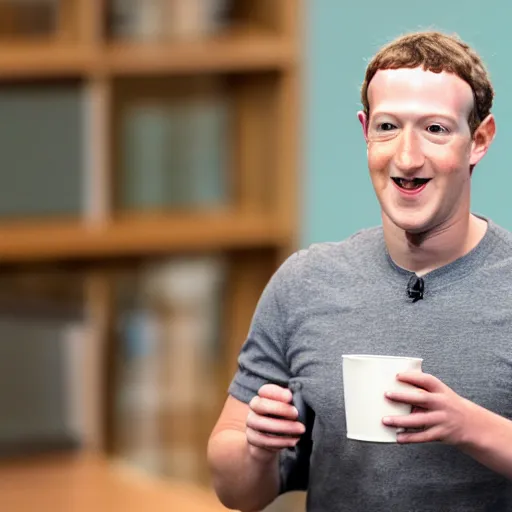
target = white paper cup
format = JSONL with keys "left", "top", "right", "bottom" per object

{"left": 342, "top": 354, "right": 423, "bottom": 443}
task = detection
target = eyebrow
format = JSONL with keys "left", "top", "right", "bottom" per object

{"left": 370, "top": 111, "right": 460, "bottom": 124}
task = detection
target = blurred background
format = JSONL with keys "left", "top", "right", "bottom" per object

{"left": 0, "top": 1, "right": 509, "bottom": 511}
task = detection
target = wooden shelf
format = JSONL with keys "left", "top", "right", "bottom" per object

{"left": 106, "top": 28, "right": 297, "bottom": 76}
{"left": 0, "top": 212, "right": 288, "bottom": 263}
{"left": 0, "top": 42, "right": 94, "bottom": 80}
{"left": 0, "top": 28, "right": 296, "bottom": 81}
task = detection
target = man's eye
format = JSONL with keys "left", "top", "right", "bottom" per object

{"left": 427, "top": 124, "right": 447, "bottom": 134}
{"left": 378, "top": 122, "right": 396, "bottom": 131}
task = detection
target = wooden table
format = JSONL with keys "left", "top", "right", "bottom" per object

{"left": 0, "top": 453, "right": 230, "bottom": 512}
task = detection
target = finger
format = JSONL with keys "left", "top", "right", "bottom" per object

{"left": 258, "top": 384, "right": 293, "bottom": 403}
{"left": 247, "top": 444, "right": 280, "bottom": 463}
{"left": 246, "top": 427, "right": 300, "bottom": 451}
{"left": 397, "top": 425, "right": 443, "bottom": 444}
{"left": 385, "top": 390, "right": 431, "bottom": 408}
{"left": 396, "top": 372, "right": 444, "bottom": 393}
{"left": 250, "top": 396, "right": 298, "bottom": 420}
{"left": 247, "top": 411, "right": 306, "bottom": 436}
{"left": 382, "top": 411, "right": 442, "bottom": 430}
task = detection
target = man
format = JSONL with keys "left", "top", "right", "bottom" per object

{"left": 207, "top": 30, "right": 512, "bottom": 511}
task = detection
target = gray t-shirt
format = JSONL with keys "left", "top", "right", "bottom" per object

{"left": 228, "top": 217, "right": 512, "bottom": 512}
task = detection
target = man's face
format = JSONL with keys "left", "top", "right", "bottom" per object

{"left": 359, "top": 67, "right": 491, "bottom": 235}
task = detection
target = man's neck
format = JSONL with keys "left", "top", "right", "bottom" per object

{"left": 383, "top": 213, "right": 488, "bottom": 276}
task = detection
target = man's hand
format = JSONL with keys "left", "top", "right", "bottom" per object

{"left": 246, "top": 384, "right": 305, "bottom": 462}
{"left": 382, "top": 371, "right": 482, "bottom": 446}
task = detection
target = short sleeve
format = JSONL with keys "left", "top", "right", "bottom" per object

{"left": 227, "top": 253, "right": 312, "bottom": 495}
{"left": 228, "top": 254, "right": 295, "bottom": 403}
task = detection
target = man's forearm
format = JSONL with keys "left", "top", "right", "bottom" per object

{"left": 461, "top": 402, "right": 512, "bottom": 480}
{"left": 207, "top": 429, "right": 281, "bottom": 511}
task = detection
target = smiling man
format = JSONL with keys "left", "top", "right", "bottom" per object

{"left": 207, "top": 31, "right": 512, "bottom": 512}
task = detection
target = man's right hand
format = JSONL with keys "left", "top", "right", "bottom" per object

{"left": 246, "top": 384, "right": 306, "bottom": 462}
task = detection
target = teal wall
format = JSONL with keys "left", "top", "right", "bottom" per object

{"left": 303, "top": 0, "right": 512, "bottom": 246}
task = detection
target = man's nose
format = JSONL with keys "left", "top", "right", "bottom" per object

{"left": 393, "top": 127, "right": 425, "bottom": 173}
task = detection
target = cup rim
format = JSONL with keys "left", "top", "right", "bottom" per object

{"left": 342, "top": 354, "right": 423, "bottom": 362}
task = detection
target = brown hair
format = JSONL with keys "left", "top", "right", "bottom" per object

{"left": 361, "top": 31, "right": 494, "bottom": 134}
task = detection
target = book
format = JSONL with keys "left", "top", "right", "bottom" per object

{"left": 110, "top": 0, "right": 167, "bottom": 41}
{"left": 121, "top": 103, "right": 170, "bottom": 210}
{"left": 114, "top": 255, "right": 227, "bottom": 481}
{"left": 168, "top": 86, "right": 231, "bottom": 208}
{"left": 0, "top": 83, "right": 83, "bottom": 219}
{"left": 116, "top": 307, "right": 163, "bottom": 473}
{"left": 119, "top": 78, "right": 231, "bottom": 212}
{"left": 0, "top": 314, "right": 82, "bottom": 456}
{"left": 165, "top": 0, "right": 231, "bottom": 41}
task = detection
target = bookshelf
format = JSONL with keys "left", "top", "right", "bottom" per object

{"left": 0, "top": 0, "right": 301, "bottom": 506}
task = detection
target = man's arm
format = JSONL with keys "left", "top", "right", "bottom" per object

{"left": 459, "top": 406, "right": 512, "bottom": 480}
{"left": 207, "top": 396, "right": 281, "bottom": 512}
{"left": 382, "top": 371, "right": 512, "bottom": 480}
{"left": 207, "top": 386, "right": 304, "bottom": 511}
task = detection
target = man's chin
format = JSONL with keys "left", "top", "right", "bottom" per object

{"left": 383, "top": 213, "right": 432, "bottom": 236}
{"left": 403, "top": 224, "right": 430, "bottom": 236}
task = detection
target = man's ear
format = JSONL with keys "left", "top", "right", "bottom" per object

{"left": 470, "top": 114, "right": 496, "bottom": 166}
{"left": 358, "top": 111, "right": 369, "bottom": 143}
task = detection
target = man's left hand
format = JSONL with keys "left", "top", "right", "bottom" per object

{"left": 382, "top": 372, "right": 481, "bottom": 446}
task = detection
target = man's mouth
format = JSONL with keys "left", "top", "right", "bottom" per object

{"left": 391, "top": 177, "right": 431, "bottom": 190}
